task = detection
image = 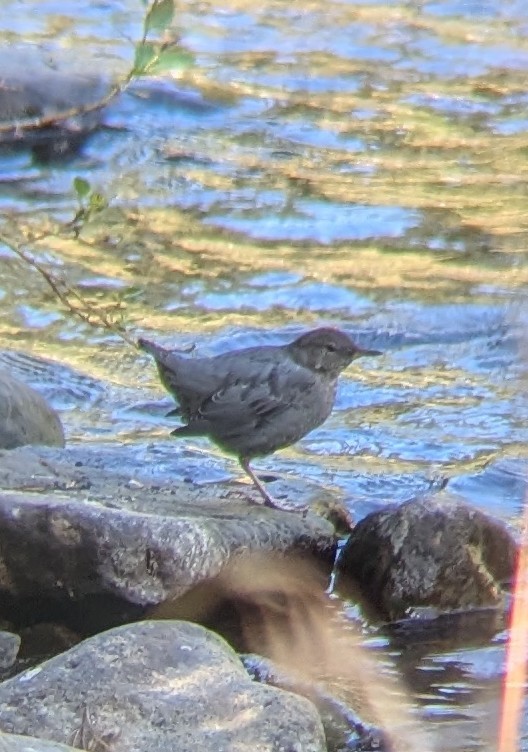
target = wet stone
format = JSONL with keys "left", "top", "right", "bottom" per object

{"left": 0, "top": 46, "right": 112, "bottom": 160}
{"left": 0, "top": 620, "right": 326, "bottom": 752}
{"left": 243, "top": 653, "right": 389, "bottom": 752}
{"left": 0, "top": 631, "right": 20, "bottom": 672}
{"left": 0, "top": 446, "right": 336, "bottom": 636}
{"left": 337, "top": 495, "right": 516, "bottom": 621}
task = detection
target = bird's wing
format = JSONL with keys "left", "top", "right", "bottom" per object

{"left": 194, "top": 365, "right": 317, "bottom": 434}
{"left": 157, "top": 354, "right": 221, "bottom": 400}
{"left": 140, "top": 340, "right": 228, "bottom": 415}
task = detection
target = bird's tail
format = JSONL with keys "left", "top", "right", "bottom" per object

{"left": 137, "top": 337, "right": 166, "bottom": 360}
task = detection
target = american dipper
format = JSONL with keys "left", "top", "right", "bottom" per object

{"left": 138, "top": 328, "right": 380, "bottom": 510}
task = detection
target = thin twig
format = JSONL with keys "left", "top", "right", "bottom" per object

{"left": 1, "top": 233, "right": 138, "bottom": 348}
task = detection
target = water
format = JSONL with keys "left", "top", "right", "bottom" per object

{"left": 0, "top": 0, "right": 527, "bottom": 748}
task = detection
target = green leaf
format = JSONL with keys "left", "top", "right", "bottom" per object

{"left": 148, "top": 48, "right": 194, "bottom": 75}
{"left": 145, "top": 0, "right": 175, "bottom": 34}
{"left": 73, "top": 177, "right": 91, "bottom": 200}
{"left": 88, "top": 193, "right": 108, "bottom": 213}
{"left": 133, "top": 42, "right": 158, "bottom": 75}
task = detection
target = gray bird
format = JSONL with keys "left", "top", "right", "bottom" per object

{"left": 138, "top": 328, "right": 380, "bottom": 510}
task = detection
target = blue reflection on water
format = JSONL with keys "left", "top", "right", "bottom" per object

{"left": 194, "top": 280, "right": 375, "bottom": 313}
{"left": 205, "top": 200, "right": 420, "bottom": 243}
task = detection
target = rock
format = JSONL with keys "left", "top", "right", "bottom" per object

{"left": 0, "top": 490, "right": 334, "bottom": 632}
{"left": 0, "top": 732, "right": 79, "bottom": 752}
{"left": 0, "top": 46, "right": 113, "bottom": 160}
{"left": 17, "top": 624, "right": 80, "bottom": 667}
{"left": 384, "top": 605, "right": 507, "bottom": 649}
{"left": 337, "top": 496, "right": 516, "bottom": 621}
{"left": 0, "top": 371, "right": 64, "bottom": 450}
{"left": 0, "top": 445, "right": 336, "bottom": 635}
{"left": 0, "top": 620, "right": 326, "bottom": 752}
{"left": 0, "top": 632, "right": 20, "bottom": 671}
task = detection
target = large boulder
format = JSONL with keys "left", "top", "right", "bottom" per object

{"left": 0, "top": 620, "right": 326, "bottom": 752}
{"left": 0, "top": 445, "right": 336, "bottom": 637}
{"left": 337, "top": 496, "right": 516, "bottom": 621}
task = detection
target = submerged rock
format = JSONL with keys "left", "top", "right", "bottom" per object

{"left": 337, "top": 495, "right": 516, "bottom": 621}
{"left": 0, "top": 371, "right": 64, "bottom": 450}
{"left": 0, "top": 620, "right": 326, "bottom": 752}
{"left": 0, "top": 46, "right": 113, "bottom": 160}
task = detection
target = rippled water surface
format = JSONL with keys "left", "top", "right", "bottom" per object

{"left": 0, "top": 0, "right": 527, "bottom": 748}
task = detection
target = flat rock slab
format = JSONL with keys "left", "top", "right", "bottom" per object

{"left": 0, "top": 446, "right": 336, "bottom": 630}
{"left": 337, "top": 495, "right": 516, "bottom": 621}
{"left": 0, "top": 620, "right": 326, "bottom": 752}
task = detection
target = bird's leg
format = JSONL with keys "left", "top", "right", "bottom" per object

{"left": 240, "top": 458, "right": 276, "bottom": 507}
{"left": 239, "top": 458, "right": 307, "bottom": 513}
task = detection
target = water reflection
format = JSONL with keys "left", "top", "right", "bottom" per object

{"left": 205, "top": 201, "right": 419, "bottom": 243}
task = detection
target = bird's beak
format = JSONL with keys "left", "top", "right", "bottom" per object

{"left": 355, "top": 347, "right": 382, "bottom": 358}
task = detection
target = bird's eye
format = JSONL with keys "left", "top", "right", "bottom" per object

{"left": 326, "top": 343, "right": 337, "bottom": 352}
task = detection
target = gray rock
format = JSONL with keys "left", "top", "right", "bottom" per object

{"left": 0, "top": 732, "right": 79, "bottom": 752}
{"left": 0, "top": 490, "right": 333, "bottom": 618}
{"left": 0, "top": 620, "right": 326, "bottom": 752}
{"left": 0, "top": 446, "right": 335, "bottom": 630}
{"left": 0, "top": 371, "right": 64, "bottom": 450}
{"left": 337, "top": 495, "right": 516, "bottom": 621}
{"left": 0, "top": 46, "right": 114, "bottom": 159}
{"left": 0, "top": 631, "right": 20, "bottom": 671}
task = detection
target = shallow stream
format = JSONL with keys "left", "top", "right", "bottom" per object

{"left": 1, "top": 0, "right": 528, "bottom": 748}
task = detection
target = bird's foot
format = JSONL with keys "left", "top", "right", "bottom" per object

{"left": 254, "top": 493, "right": 309, "bottom": 514}
{"left": 240, "top": 459, "right": 308, "bottom": 514}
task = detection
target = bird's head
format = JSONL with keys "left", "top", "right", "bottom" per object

{"left": 288, "top": 327, "right": 381, "bottom": 377}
